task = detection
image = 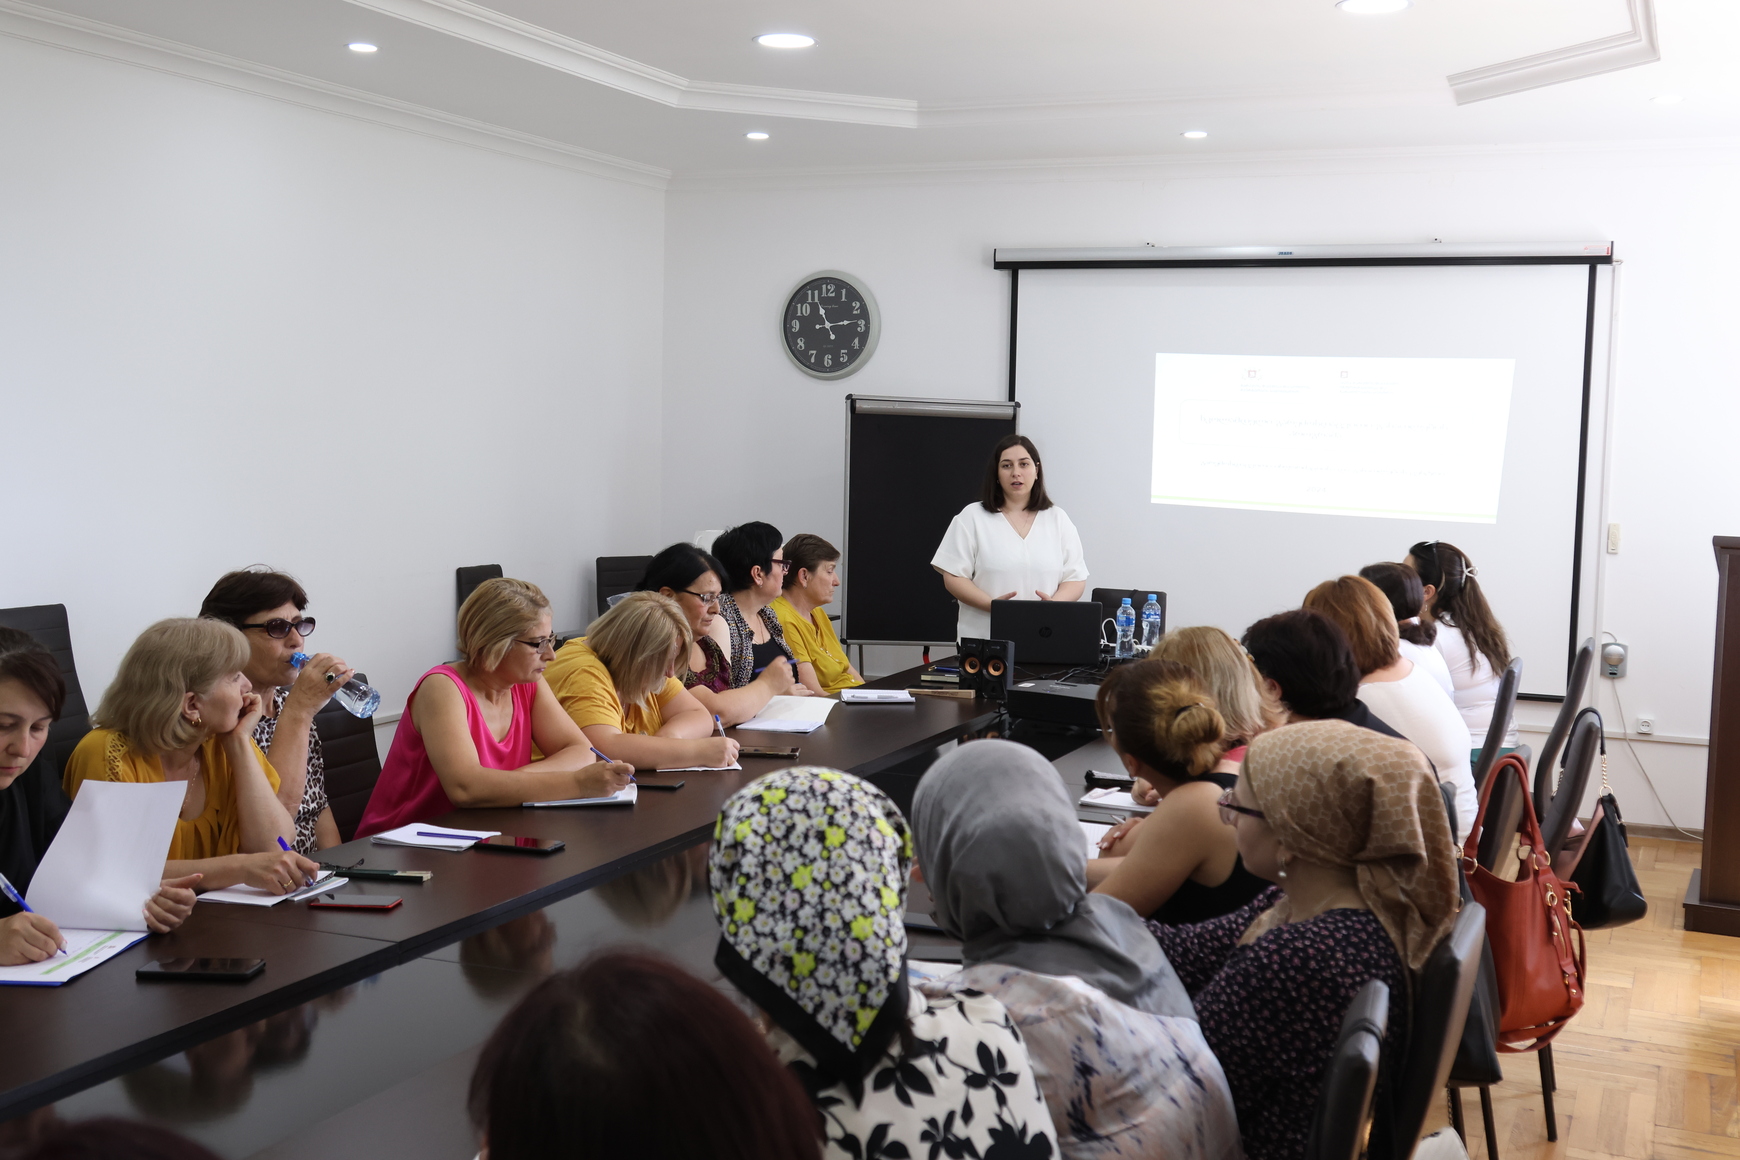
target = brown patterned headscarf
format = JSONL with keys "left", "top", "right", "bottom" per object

{"left": 1237, "top": 719, "right": 1459, "bottom": 973}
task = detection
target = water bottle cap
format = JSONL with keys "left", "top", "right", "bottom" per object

{"left": 1121, "top": 597, "right": 1132, "bottom": 605}
{"left": 290, "top": 652, "right": 310, "bottom": 668}
{"left": 1148, "top": 594, "right": 1158, "bottom": 602}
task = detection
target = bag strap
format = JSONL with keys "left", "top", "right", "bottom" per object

{"left": 1462, "top": 754, "right": 1533, "bottom": 871}
{"left": 1562, "top": 707, "right": 1607, "bottom": 798}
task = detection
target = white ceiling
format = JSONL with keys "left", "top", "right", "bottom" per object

{"left": 9, "top": 0, "right": 1737, "bottom": 178}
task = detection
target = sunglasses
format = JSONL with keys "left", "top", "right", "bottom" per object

{"left": 1217, "top": 789, "right": 1265, "bottom": 827}
{"left": 242, "top": 617, "right": 315, "bottom": 640}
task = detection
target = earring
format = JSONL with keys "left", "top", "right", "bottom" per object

{"left": 1276, "top": 855, "right": 1289, "bottom": 880}
{"left": 191, "top": 715, "right": 204, "bottom": 728}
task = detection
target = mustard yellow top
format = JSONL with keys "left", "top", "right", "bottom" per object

{"left": 545, "top": 640, "right": 685, "bottom": 735}
{"left": 772, "top": 596, "right": 864, "bottom": 695}
{"left": 63, "top": 729, "right": 282, "bottom": 862}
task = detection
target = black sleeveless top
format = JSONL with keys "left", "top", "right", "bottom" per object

{"left": 1146, "top": 770, "right": 1272, "bottom": 926}
{"left": 750, "top": 639, "right": 789, "bottom": 676}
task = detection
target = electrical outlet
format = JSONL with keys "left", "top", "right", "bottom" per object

{"left": 1608, "top": 523, "right": 1621, "bottom": 554}
{"left": 1602, "top": 642, "right": 1628, "bottom": 678}
{"left": 1636, "top": 715, "right": 1656, "bottom": 735}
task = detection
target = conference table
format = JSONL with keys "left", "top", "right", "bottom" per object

{"left": 0, "top": 667, "right": 1122, "bottom": 1158}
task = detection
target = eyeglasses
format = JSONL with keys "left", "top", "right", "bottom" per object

{"left": 1217, "top": 789, "right": 1266, "bottom": 827}
{"left": 771, "top": 559, "right": 794, "bottom": 572}
{"left": 516, "top": 634, "right": 557, "bottom": 653}
{"left": 679, "top": 589, "right": 722, "bottom": 608}
{"left": 242, "top": 617, "right": 315, "bottom": 640}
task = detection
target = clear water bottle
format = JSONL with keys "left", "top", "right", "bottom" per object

{"left": 290, "top": 652, "right": 381, "bottom": 717}
{"left": 1114, "top": 598, "right": 1136, "bottom": 659}
{"left": 1141, "top": 594, "right": 1163, "bottom": 651}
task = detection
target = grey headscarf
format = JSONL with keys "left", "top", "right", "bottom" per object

{"left": 911, "top": 739, "right": 1194, "bottom": 1018}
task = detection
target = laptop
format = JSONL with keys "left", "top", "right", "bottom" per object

{"left": 989, "top": 600, "right": 1105, "bottom": 666}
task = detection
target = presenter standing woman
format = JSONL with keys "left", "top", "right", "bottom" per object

{"left": 931, "top": 434, "right": 1089, "bottom": 642}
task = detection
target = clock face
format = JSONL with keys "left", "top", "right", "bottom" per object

{"left": 782, "top": 271, "right": 879, "bottom": 380}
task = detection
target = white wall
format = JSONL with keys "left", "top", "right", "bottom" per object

{"left": 0, "top": 32, "right": 666, "bottom": 734}
{"left": 664, "top": 145, "right": 1740, "bottom": 828}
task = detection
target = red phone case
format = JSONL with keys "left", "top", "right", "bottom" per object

{"left": 307, "top": 896, "right": 402, "bottom": 910}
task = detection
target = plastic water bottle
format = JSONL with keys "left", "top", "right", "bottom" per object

{"left": 1115, "top": 598, "right": 1136, "bottom": 659}
{"left": 1141, "top": 595, "right": 1163, "bottom": 651}
{"left": 290, "top": 652, "right": 381, "bottom": 717}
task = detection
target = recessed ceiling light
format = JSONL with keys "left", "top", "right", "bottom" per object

{"left": 755, "top": 33, "right": 815, "bottom": 48}
{"left": 348, "top": 42, "right": 377, "bottom": 53}
{"left": 1181, "top": 130, "right": 1208, "bottom": 139}
{"left": 1336, "top": 0, "right": 1411, "bottom": 12}
{"left": 746, "top": 131, "right": 770, "bottom": 140}
{"left": 1651, "top": 93, "right": 1684, "bottom": 105}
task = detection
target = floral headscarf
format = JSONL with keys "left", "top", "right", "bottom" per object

{"left": 710, "top": 767, "right": 913, "bottom": 1089}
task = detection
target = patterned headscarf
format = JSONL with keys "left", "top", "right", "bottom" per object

{"left": 710, "top": 767, "right": 913, "bottom": 1089}
{"left": 1237, "top": 719, "right": 1460, "bottom": 973}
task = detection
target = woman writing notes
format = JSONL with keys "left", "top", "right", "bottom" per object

{"left": 932, "top": 434, "right": 1088, "bottom": 642}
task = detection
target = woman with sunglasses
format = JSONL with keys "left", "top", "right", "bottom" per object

{"left": 705, "top": 523, "right": 810, "bottom": 696}
{"left": 634, "top": 543, "right": 795, "bottom": 726}
{"left": 356, "top": 578, "right": 630, "bottom": 838}
{"left": 199, "top": 568, "right": 353, "bottom": 853}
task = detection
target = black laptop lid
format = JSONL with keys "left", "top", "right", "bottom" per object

{"left": 989, "top": 600, "right": 1105, "bottom": 665}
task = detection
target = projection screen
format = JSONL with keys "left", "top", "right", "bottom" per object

{"left": 1000, "top": 246, "right": 1613, "bottom": 699}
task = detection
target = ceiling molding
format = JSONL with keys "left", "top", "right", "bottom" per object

{"left": 343, "top": 0, "right": 919, "bottom": 126}
{"left": 1448, "top": 0, "right": 1659, "bottom": 105}
{"left": 0, "top": 0, "right": 670, "bottom": 187}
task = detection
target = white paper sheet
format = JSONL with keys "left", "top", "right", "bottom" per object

{"left": 368, "top": 825, "right": 500, "bottom": 851}
{"left": 1081, "top": 821, "right": 1113, "bottom": 860}
{"left": 654, "top": 761, "right": 743, "bottom": 772}
{"left": 0, "top": 928, "right": 149, "bottom": 987}
{"left": 738, "top": 696, "right": 837, "bottom": 733}
{"left": 1077, "top": 788, "right": 1157, "bottom": 817}
{"left": 524, "top": 786, "right": 638, "bottom": 808}
{"left": 27, "top": 781, "right": 185, "bottom": 930}
{"left": 199, "top": 872, "right": 346, "bottom": 906}
{"left": 838, "top": 689, "right": 916, "bottom": 704}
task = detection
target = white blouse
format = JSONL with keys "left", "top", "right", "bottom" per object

{"left": 1357, "top": 665, "right": 1477, "bottom": 839}
{"left": 1434, "top": 624, "right": 1519, "bottom": 748}
{"left": 931, "top": 502, "right": 1089, "bottom": 641}
{"left": 1399, "top": 638, "right": 1455, "bottom": 699}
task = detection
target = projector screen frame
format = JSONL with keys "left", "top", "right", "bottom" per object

{"left": 993, "top": 243, "right": 1615, "bottom": 701}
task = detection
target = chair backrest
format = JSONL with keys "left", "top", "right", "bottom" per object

{"left": 1470, "top": 656, "right": 1522, "bottom": 791}
{"left": 1387, "top": 901, "right": 1487, "bottom": 1155}
{"left": 314, "top": 675, "right": 383, "bottom": 843}
{"left": 1534, "top": 637, "right": 1596, "bottom": 813}
{"left": 0, "top": 604, "right": 93, "bottom": 785}
{"left": 596, "top": 555, "right": 653, "bottom": 618}
{"left": 1540, "top": 710, "right": 1602, "bottom": 856}
{"left": 1308, "top": 979, "right": 1390, "bottom": 1160}
{"left": 456, "top": 565, "right": 503, "bottom": 613}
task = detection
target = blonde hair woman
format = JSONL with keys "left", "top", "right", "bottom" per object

{"left": 357, "top": 578, "right": 630, "bottom": 838}
{"left": 62, "top": 619, "right": 318, "bottom": 894}
{"left": 544, "top": 592, "right": 739, "bottom": 771}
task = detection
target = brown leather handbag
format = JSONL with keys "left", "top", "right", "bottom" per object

{"left": 1461, "top": 754, "right": 1587, "bottom": 1051}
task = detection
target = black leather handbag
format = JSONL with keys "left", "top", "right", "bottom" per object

{"left": 1554, "top": 721, "right": 1648, "bottom": 930}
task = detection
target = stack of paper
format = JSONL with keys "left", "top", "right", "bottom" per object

{"left": 838, "top": 689, "right": 916, "bottom": 704}
{"left": 525, "top": 786, "right": 638, "bottom": 808}
{"left": 199, "top": 871, "right": 347, "bottom": 906}
{"left": 1078, "top": 788, "right": 1158, "bottom": 817}
{"left": 0, "top": 930, "right": 150, "bottom": 987}
{"left": 369, "top": 825, "right": 500, "bottom": 852}
{"left": 739, "top": 696, "right": 837, "bottom": 734}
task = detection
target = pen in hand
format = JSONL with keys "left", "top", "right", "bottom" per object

{"left": 591, "top": 744, "right": 634, "bottom": 784}
{"left": 0, "top": 870, "right": 65, "bottom": 956}
{"left": 714, "top": 714, "right": 725, "bottom": 738}
{"left": 277, "top": 836, "right": 316, "bottom": 888}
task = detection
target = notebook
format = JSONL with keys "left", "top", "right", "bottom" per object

{"left": 525, "top": 786, "right": 638, "bottom": 808}
{"left": 1078, "top": 788, "right": 1157, "bottom": 817}
{"left": 838, "top": 689, "right": 916, "bottom": 704}
{"left": 1081, "top": 820, "right": 1113, "bottom": 860}
{"left": 0, "top": 929, "right": 150, "bottom": 987}
{"left": 738, "top": 696, "right": 837, "bottom": 734}
{"left": 199, "top": 871, "right": 348, "bottom": 906}
{"left": 368, "top": 825, "right": 500, "bottom": 852}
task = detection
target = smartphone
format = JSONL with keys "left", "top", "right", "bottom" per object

{"left": 137, "top": 958, "right": 265, "bottom": 982}
{"left": 903, "top": 912, "right": 947, "bottom": 934}
{"left": 634, "top": 779, "right": 685, "bottom": 791}
{"left": 739, "top": 746, "right": 801, "bottom": 759}
{"left": 1084, "top": 769, "right": 1135, "bottom": 789}
{"left": 307, "top": 893, "right": 403, "bottom": 910}
{"left": 476, "top": 835, "right": 566, "bottom": 855}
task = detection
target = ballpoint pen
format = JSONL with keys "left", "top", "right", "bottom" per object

{"left": 714, "top": 714, "right": 725, "bottom": 737}
{"left": 591, "top": 744, "right": 635, "bottom": 783}
{"left": 277, "top": 836, "right": 316, "bottom": 887}
{"left": 0, "top": 870, "right": 65, "bottom": 956}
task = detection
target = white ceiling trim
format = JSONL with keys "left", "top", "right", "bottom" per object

{"left": 1448, "top": 0, "right": 1659, "bottom": 105}
{"left": 343, "top": 0, "right": 920, "bottom": 126}
{"left": 0, "top": 0, "right": 670, "bottom": 187}
{"left": 918, "top": 81, "right": 1450, "bottom": 127}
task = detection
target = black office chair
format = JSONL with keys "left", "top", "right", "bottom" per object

{"left": 314, "top": 676, "right": 383, "bottom": 843}
{"left": 596, "top": 555, "right": 653, "bottom": 618}
{"left": 1470, "top": 656, "right": 1523, "bottom": 792}
{"left": 456, "top": 564, "right": 503, "bottom": 612}
{"left": 1091, "top": 589, "right": 1166, "bottom": 638}
{"left": 1534, "top": 637, "right": 1596, "bottom": 816}
{"left": 1307, "top": 980, "right": 1390, "bottom": 1160}
{"left": 1541, "top": 709, "right": 1602, "bottom": 859}
{"left": 0, "top": 604, "right": 93, "bottom": 784}
{"left": 1386, "top": 902, "right": 1486, "bottom": 1159}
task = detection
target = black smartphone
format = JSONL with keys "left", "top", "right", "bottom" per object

{"left": 476, "top": 836, "right": 566, "bottom": 855}
{"left": 739, "top": 746, "right": 801, "bottom": 759}
{"left": 903, "top": 912, "right": 947, "bottom": 934}
{"left": 1084, "top": 769, "right": 1135, "bottom": 789}
{"left": 137, "top": 958, "right": 265, "bottom": 982}
{"left": 307, "top": 893, "right": 403, "bottom": 910}
{"left": 634, "top": 779, "right": 684, "bottom": 791}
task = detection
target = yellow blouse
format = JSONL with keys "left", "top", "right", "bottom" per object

{"left": 63, "top": 729, "right": 282, "bottom": 862}
{"left": 772, "top": 597, "right": 864, "bottom": 695}
{"left": 545, "top": 640, "right": 685, "bottom": 735}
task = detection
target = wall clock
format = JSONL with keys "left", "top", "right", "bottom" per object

{"left": 782, "top": 270, "right": 879, "bottom": 380}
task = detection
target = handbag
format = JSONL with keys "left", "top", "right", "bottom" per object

{"left": 1461, "top": 754, "right": 1587, "bottom": 1051}
{"left": 1546, "top": 709, "right": 1648, "bottom": 929}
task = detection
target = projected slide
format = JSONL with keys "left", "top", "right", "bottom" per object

{"left": 1151, "top": 353, "right": 1515, "bottom": 522}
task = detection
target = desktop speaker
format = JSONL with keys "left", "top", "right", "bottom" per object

{"left": 958, "top": 637, "right": 1015, "bottom": 701}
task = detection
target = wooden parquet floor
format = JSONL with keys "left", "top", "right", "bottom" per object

{"left": 1418, "top": 838, "right": 1740, "bottom": 1160}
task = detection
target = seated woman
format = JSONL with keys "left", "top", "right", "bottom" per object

{"left": 910, "top": 740, "right": 1239, "bottom": 1160}
{"left": 1148, "top": 720, "right": 1459, "bottom": 1160}
{"left": 200, "top": 567, "right": 354, "bottom": 853}
{"left": 1304, "top": 576, "right": 1476, "bottom": 838}
{"left": 1358, "top": 562, "right": 1455, "bottom": 698}
{"left": 1087, "top": 661, "right": 1271, "bottom": 923}
{"left": 469, "top": 950, "right": 820, "bottom": 1160}
{"left": 357, "top": 578, "right": 630, "bottom": 837}
{"left": 711, "top": 767, "right": 1056, "bottom": 1160}
{"left": 62, "top": 619, "right": 318, "bottom": 894}
{"left": 1, "top": 629, "right": 198, "bottom": 965}
{"left": 706, "top": 522, "right": 807, "bottom": 693}
{"left": 1241, "top": 610, "right": 1406, "bottom": 738}
{"left": 1406, "top": 540, "right": 1518, "bottom": 750}
{"left": 635, "top": 543, "right": 794, "bottom": 726}
{"left": 771, "top": 534, "right": 864, "bottom": 696}
{"left": 544, "top": 592, "right": 739, "bottom": 770}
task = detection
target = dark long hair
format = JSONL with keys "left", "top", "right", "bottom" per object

{"left": 979, "top": 434, "right": 1053, "bottom": 513}
{"left": 1359, "top": 562, "right": 1436, "bottom": 646}
{"left": 469, "top": 951, "right": 821, "bottom": 1160}
{"left": 636, "top": 543, "right": 725, "bottom": 595}
{"left": 1408, "top": 541, "right": 1510, "bottom": 677}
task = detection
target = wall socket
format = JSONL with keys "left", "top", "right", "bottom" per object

{"left": 1636, "top": 715, "right": 1656, "bottom": 735}
{"left": 1602, "top": 642, "right": 1628, "bottom": 677}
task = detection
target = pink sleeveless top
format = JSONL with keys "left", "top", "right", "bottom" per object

{"left": 356, "top": 665, "right": 538, "bottom": 838}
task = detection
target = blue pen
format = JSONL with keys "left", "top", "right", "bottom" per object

{"left": 277, "top": 836, "right": 315, "bottom": 887}
{"left": 0, "top": 871, "right": 64, "bottom": 956}
{"left": 591, "top": 744, "right": 634, "bottom": 783}
{"left": 417, "top": 831, "right": 487, "bottom": 841}
{"left": 714, "top": 714, "right": 725, "bottom": 737}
